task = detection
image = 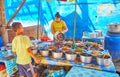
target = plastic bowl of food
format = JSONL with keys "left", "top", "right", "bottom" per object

{"left": 48, "top": 46, "right": 56, "bottom": 51}
{"left": 75, "top": 48, "right": 85, "bottom": 54}
{"left": 90, "top": 51, "right": 102, "bottom": 57}
{"left": 62, "top": 46, "right": 71, "bottom": 52}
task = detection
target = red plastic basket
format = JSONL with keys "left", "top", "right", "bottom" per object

{"left": 40, "top": 36, "right": 49, "bottom": 41}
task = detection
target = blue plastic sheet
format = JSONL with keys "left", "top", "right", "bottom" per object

{"left": 4, "top": 0, "right": 120, "bottom": 39}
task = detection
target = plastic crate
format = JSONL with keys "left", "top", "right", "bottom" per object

{"left": 4, "top": 58, "right": 18, "bottom": 76}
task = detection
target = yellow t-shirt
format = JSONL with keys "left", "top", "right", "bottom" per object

{"left": 51, "top": 20, "right": 66, "bottom": 33}
{"left": 12, "top": 35, "right": 32, "bottom": 65}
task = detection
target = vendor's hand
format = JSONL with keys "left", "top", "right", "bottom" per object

{"left": 59, "top": 30, "right": 64, "bottom": 33}
{"left": 34, "top": 57, "right": 41, "bottom": 64}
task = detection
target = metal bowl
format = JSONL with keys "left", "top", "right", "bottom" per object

{"left": 107, "top": 23, "right": 120, "bottom": 33}
{"left": 96, "top": 55, "right": 111, "bottom": 66}
{"left": 95, "top": 30, "right": 103, "bottom": 37}
{"left": 65, "top": 52, "right": 77, "bottom": 61}
{"left": 52, "top": 51, "right": 63, "bottom": 59}
{"left": 41, "top": 50, "right": 49, "bottom": 56}
{"left": 80, "top": 53, "right": 92, "bottom": 63}
{"left": 89, "top": 32, "right": 97, "bottom": 38}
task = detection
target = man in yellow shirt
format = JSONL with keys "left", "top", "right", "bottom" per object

{"left": 51, "top": 12, "right": 68, "bottom": 35}
{"left": 12, "top": 22, "right": 40, "bottom": 77}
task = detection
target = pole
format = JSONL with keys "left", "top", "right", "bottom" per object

{"left": 37, "top": 0, "right": 40, "bottom": 39}
{"left": 72, "top": 0, "right": 77, "bottom": 49}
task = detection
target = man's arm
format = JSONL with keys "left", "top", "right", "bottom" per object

{"left": 13, "top": 52, "right": 16, "bottom": 55}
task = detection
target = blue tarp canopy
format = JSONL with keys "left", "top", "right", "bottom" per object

{"left": 4, "top": 0, "right": 120, "bottom": 39}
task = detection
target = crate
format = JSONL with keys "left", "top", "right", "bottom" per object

{"left": 4, "top": 58, "right": 18, "bottom": 76}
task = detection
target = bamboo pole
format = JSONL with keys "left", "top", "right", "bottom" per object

{"left": 37, "top": 0, "right": 40, "bottom": 39}
{"left": 72, "top": 0, "right": 77, "bottom": 49}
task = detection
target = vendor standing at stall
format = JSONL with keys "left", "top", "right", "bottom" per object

{"left": 51, "top": 12, "right": 68, "bottom": 39}
{"left": 12, "top": 22, "right": 40, "bottom": 77}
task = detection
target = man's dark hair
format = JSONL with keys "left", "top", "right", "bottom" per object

{"left": 55, "top": 12, "right": 60, "bottom": 18}
{"left": 12, "top": 22, "right": 22, "bottom": 32}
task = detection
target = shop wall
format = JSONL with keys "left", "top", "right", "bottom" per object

{"left": 8, "top": 26, "right": 38, "bottom": 43}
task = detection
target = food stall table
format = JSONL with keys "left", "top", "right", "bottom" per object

{"left": 37, "top": 53, "right": 116, "bottom": 73}
{"left": 65, "top": 67, "right": 119, "bottom": 77}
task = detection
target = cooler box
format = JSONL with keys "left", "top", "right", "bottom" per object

{"left": 104, "top": 35, "right": 120, "bottom": 59}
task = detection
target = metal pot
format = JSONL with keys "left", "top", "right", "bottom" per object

{"left": 80, "top": 53, "right": 92, "bottom": 63}
{"left": 41, "top": 50, "right": 49, "bottom": 56}
{"left": 89, "top": 32, "right": 97, "bottom": 38}
{"left": 52, "top": 51, "right": 63, "bottom": 59}
{"left": 95, "top": 30, "right": 103, "bottom": 37}
{"left": 107, "top": 23, "right": 120, "bottom": 33}
{"left": 96, "top": 56, "right": 111, "bottom": 66}
{"left": 65, "top": 53, "right": 76, "bottom": 61}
